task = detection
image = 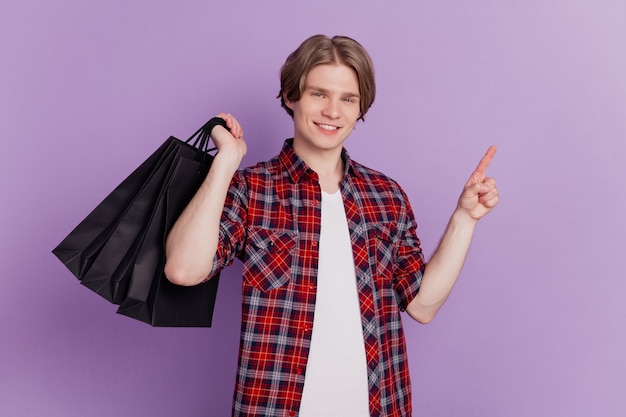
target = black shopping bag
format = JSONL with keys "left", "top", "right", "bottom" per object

{"left": 117, "top": 140, "right": 220, "bottom": 326}
{"left": 52, "top": 118, "right": 228, "bottom": 327}
{"left": 52, "top": 138, "right": 177, "bottom": 286}
{"left": 80, "top": 138, "right": 183, "bottom": 303}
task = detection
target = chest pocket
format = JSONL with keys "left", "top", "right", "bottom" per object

{"left": 372, "top": 223, "right": 399, "bottom": 282}
{"left": 243, "top": 228, "right": 297, "bottom": 292}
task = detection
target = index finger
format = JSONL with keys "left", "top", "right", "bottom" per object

{"left": 469, "top": 145, "right": 497, "bottom": 184}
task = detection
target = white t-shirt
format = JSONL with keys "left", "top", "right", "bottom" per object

{"left": 298, "top": 190, "right": 370, "bottom": 417}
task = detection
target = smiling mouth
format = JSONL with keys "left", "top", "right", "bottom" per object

{"left": 315, "top": 123, "right": 339, "bottom": 131}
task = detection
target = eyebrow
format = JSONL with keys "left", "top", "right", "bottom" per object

{"left": 305, "top": 85, "right": 360, "bottom": 99}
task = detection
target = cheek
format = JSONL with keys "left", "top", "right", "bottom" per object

{"left": 346, "top": 106, "right": 361, "bottom": 122}
{"left": 296, "top": 100, "right": 319, "bottom": 116}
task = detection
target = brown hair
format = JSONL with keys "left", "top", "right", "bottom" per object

{"left": 278, "top": 35, "right": 376, "bottom": 121}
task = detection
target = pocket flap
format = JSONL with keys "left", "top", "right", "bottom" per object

{"left": 246, "top": 228, "right": 296, "bottom": 252}
{"left": 372, "top": 223, "right": 398, "bottom": 243}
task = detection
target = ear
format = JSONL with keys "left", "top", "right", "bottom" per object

{"left": 283, "top": 93, "right": 295, "bottom": 111}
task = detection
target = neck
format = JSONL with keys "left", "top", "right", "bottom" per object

{"left": 316, "top": 161, "right": 343, "bottom": 193}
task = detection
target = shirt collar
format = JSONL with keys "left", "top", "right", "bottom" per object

{"left": 278, "top": 139, "right": 362, "bottom": 183}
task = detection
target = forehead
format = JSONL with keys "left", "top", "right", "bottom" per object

{"left": 303, "top": 64, "right": 360, "bottom": 95}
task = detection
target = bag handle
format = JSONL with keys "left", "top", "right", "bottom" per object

{"left": 186, "top": 117, "right": 230, "bottom": 153}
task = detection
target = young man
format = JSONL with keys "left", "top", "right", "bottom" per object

{"left": 165, "top": 35, "right": 499, "bottom": 417}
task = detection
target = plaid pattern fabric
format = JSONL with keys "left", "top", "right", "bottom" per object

{"left": 208, "top": 139, "right": 425, "bottom": 417}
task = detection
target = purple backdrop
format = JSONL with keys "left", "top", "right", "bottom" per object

{"left": 2, "top": 1, "right": 625, "bottom": 416}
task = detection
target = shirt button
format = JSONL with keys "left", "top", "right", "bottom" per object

{"left": 311, "top": 241, "right": 317, "bottom": 247}
{"left": 313, "top": 200, "right": 319, "bottom": 206}
{"left": 289, "top": 411, "right": 296, "bottom": 417}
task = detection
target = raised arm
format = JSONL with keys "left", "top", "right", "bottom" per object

{"left": 164, "top": 113, "right": 247, "bottom": 286}
{"left": 406, "top": 146, "right": 500, "bottom": 323}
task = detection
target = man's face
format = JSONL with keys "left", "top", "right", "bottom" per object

{"left": 285, "top": 64, "right": 361, "bottom": 157}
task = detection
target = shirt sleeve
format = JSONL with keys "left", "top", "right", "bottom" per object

{"left": 206, "top": 170, "right": 248, "bottom": 280}
{"left": 392, "top": 191, "right": 426, "bottom": 311}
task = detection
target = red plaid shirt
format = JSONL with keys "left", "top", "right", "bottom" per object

{"left": 208, "top": 139, "right": 425, "bottom": 417}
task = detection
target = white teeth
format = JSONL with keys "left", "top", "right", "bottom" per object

{"left": 318, "top": 123, "right": 338, "bottom": 131}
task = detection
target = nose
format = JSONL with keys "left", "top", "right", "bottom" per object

{"left": 322, "top": 98, "right": 340, "bottom": 119}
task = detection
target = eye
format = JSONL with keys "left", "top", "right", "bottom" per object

{"left": 312, "top": 92, "right": 325, "bottom": 98}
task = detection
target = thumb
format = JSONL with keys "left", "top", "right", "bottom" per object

{"left": 477, "top": 177, "right": 497, "bottom": 194}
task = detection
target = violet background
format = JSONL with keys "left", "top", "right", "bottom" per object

{"left": 1, "top": 1, "right": 625, "bottom": 416}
